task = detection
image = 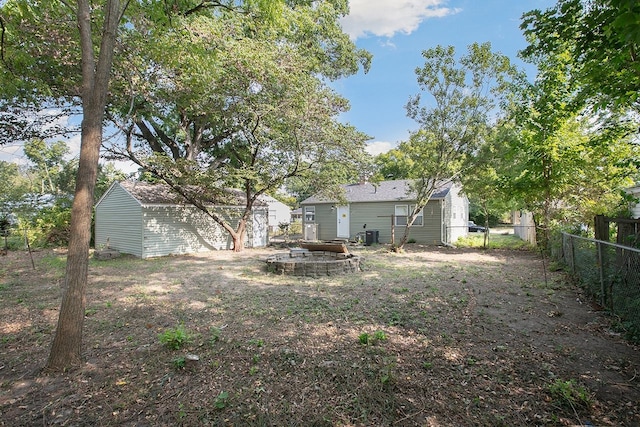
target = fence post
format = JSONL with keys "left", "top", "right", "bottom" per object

{"left": 570, "top": 235, "right": 577, "bottom": 276}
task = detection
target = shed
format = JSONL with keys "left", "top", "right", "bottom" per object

{"left": 95, "top": 181, "right": 268, "bottom": 258}
{"left": 300, "top": 179, "right": 468, "bottom": 245}
{"left": 259, "top": 195, "right": 292, "bottom": 232}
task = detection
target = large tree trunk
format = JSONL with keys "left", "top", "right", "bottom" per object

{"left": 232, "top": 220, "right": 247, "bottom": 252}
{"left": 46, "top": 0, "right": 121, "bottom": 371}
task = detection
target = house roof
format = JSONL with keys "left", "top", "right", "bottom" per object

{"left": 300, "top": 179, "right": 453, "bottom": 204}
{"left": 258, "top": 194, "right": 292, "bottom": 210}
{"left": 103, "top": 181, "right": 266, "bottom": 207}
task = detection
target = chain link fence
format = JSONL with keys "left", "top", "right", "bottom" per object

{"left": 554, "top": 232, "right": 640, "bottom": 339}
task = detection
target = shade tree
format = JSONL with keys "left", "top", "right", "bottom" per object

{"left": 105, "top": 3, "right": 371, "bottom": 251}
{"left": 0, "top": 0, "right": 291, "bottom": 371}
{"left": 394, "top": 42, "right": 520, "bottom": 250}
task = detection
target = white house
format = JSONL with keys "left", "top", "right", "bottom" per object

{"left": 95, "top": 181, "right": 268, "bottom": 258}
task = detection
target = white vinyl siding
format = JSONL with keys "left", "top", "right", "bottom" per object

{"left": 442, "top": 185, "right": 469, "bottom": 244}
{"left": 141, "top": 206, "right": 231, "bottom": 257}
{"left": 95, "top": 182, "right": 267, "bottom": 258}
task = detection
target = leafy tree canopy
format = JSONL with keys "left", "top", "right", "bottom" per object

{"left": 521, "top": 0, "right": 640, "bottom": 114}
{"left": 394, "top": 42, "right": 520, "bottom": 249}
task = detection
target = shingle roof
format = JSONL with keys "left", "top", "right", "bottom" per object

{"left": 117, "top": 181, "right": 266, "bottom": 206}
{"left": 300, "top": 179, "right": 452, "bottom": 204}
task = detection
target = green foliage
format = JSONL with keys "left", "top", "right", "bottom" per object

{"left": 515, "top": 1, "right": 640, "bottom": 246}
{"left": 456, "top": 234, "right": 532, "bottom": 250}
{"left": 0, "top": 161, "right": 30, "bottom": 215}
{"left": 172, "top": 356, "right": 186, "bottom": 370}
{"left": 358, "top": 330, "right": 388, "bottom": 345}
{"left": 214, "top": 391, "right": 229, "bottom": 409}
{"left": 23, "top": 139, "right": 70, "bottom": 194}
{"left": 32, "top": 197, "right": 72, "bottom": 247}
{"left": 248, "top": 338, "right": 264, "bottom": 348}
{"left": 372, "top": 149, "right": 413, "bottom": 181}
{"left": 96, "top": 2, "right": 371, "bottom": 249}
{"left": 396, "top": 42, "right": 521, "bottom": 249}
{"left": 358, "top": 332, "right": 370, "bottom": 345}
{"left": 159, "top": 324, "right": 190, "bottom": 350}
{"left": 373, "top": 330, "right": 387, "bottom": 341}
{"left": 209, "top": 327, "right": 221, "bottom": 346}
{"left": 0, "top": 140, "right": 126, "bottom": 249}
{"left": 521, "top": 0, "right": 640, "bottom": 114}
{"left": 499, "top": 62, "right": 638, "bottom": 247}
{"left": 547, "top": 379, "right": 591, "bottom": 408}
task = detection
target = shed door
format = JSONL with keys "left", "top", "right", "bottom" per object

{"left": 337, "top": 205, "right": 350, "bottom": 238}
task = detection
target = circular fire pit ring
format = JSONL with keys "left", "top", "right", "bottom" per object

{"left": 266, "top": 249, "right": 361, "bottom": 277}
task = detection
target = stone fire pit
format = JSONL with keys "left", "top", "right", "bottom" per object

{"left": 266, "top": 243, "right": 361, "bottom": 277}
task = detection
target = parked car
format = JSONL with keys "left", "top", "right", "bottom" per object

{"left": 468, "top": 221, "right": 487, "bottom": 233}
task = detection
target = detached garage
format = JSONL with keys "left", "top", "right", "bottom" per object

{"left": 95, "top": 181, "right": 268, "bottom": 258}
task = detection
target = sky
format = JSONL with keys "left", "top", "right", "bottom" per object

{"left": 336, "top": 0, "right": 557, "bottom": 156}
{"left": 0, "top": 0, "right": 558, "bottom": 169}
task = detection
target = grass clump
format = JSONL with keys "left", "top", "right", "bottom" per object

{"left": 359, "top": 330, "right": 388, "bottom": 345}
{"left": 172, "top": 356, "right": 186, "bottom": 370}
{"left": 159, "top": 324, "right": 190, "bottom": 350}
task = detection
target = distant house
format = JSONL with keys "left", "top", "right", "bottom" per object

{"left": 627, "top": 185, "right": 640, "bottom": 218}
{"left": 300, "top": 179, "right": 468, "bottom": 245}
{"left": 95, "top": 181, "right": 268, "bottom": 258}
{"left": 259, "top": 195, "right": 292, "bottom": 233}
{"left": 290, "top": 208, "right": 302, "bottom": 223}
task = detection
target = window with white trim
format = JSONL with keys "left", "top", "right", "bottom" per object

{"left": 304, "top": 206, "right": 316, "bottom": 223}
{"left": 395, "top": 205, "right": 423, "bottom": 226}
{"left": 395, "top": 205, "right": 408, "bottom": 226}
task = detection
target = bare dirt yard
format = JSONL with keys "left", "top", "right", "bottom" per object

{"left": 1, "top": 244, "right": 639, "bottom": 426}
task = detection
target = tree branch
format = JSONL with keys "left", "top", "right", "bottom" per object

{"left": 182, "top": 1, "right": 239, "bottom": 17}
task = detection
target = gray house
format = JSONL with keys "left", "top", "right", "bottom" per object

{"left": 300, "top": 179, "right": 468, "bottom": 245}
{"left": 95, "top": 181, "right": 268, "bottom": 258}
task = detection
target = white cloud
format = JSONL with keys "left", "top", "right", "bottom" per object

{"left": 366, "top": 141, "right": 394, "bottom": 156}
{"left": 340, "top": 0, "right": 461, "bottom": 40}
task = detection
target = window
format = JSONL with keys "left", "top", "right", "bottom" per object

{"left": 395, "top": 205, "right": 408, "bottom": 226}
{"left": 304, "top": 206, "right": 315, "bottom": 223}
{"left": 395, "top": 204, "right": 423, "bottom": 226}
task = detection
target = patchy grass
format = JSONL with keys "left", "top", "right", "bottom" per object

{"left": 0, "top": 245, "right": 638, "bottom": 426}
{"left": 456, "top": 232, "right": 533, "bottom": 250}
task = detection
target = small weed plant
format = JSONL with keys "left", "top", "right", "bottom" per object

{"left": 548, "top": 379, "right": 591, "bottom": 408}
{"left": 209, "top": 327, "right": 221, "bottom": 346}
{"left": 172, "top": 356, "right": 186, "bottom": 370}
{"left": 159, "top": 324, "right": 190, "bottom": 350}
{"left": 214, "top": 391, "right": 229, "bottom": 409}
{"left": 358, "top": 332, "right": 370, "bottom": 345}
{"left": 359, "top": 330, "right": 388, "bottom": 345}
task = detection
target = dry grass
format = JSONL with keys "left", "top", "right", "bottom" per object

{"left": 0, "top": 244, "right": 639, "bottom": 426}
